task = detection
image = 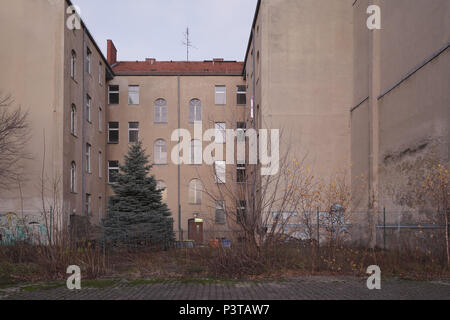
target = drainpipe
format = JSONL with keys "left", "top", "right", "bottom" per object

{"left": 177, "top": 75, "right": 182, "bottom": 240}
{"left": 81, "top": 28, "right": 86, "bottom": 217}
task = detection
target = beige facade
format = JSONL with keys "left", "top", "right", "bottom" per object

{"left": 351, "top": 0, "right": 450, "bottom": 246}
{"left": 1, "top": 0, "right": 448, "bottom": 245}
{"left": 0, "top": 0, "right": 112, "bottom": 242}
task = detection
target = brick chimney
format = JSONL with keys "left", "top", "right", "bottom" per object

{"left": 107, "top": 40, "right": 117, "bottom": 65}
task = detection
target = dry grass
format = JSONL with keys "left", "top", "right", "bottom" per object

{"left": 1, "top": 242, "right": 448, "bottom": 285}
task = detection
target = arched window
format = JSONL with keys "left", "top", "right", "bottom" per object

{"left": 154, "top": 139, "right": 167, "bottom": 164}
{"left": 189, "top": 179, "right": 203, "bottom": 205}
{"left": 189, "top": 99, "right": 202, "bottom": 123}
{"left": 70, "top": 104, "right": 77, "bottom": 135}
{"left": 154, "top": 99, "right": 168, "bottom": 123}
{"left": 157, "top": 181, "right": 168, "bottom": 203}
{"left": 70, "top": 162, "right": 76, "bottom": 193}
{"left": 70, "top": 50, "right": 76, "bottom": 79}
{"left": 190, "top": 140, "right": 202, "bottom": 165}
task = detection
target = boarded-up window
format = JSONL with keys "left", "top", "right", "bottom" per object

{"left": 215, "top": 86, "right": 226, "bottom": 105}
{"left": 155, "top": 99, "right": 168, "bottom": 123}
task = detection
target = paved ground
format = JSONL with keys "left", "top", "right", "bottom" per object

{"left": 1, "top": 276, "right": 449, "bottom": 300}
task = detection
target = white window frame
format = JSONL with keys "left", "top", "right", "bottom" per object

{"left": 190, "top": 140, "right": 202, "bottom": 165}
{"left": 108, "top": 85, "right": 119, "bottom": 105}
{"left": 189, "top": 99, "right": 202, "bottom": 123}
{"left": 157, "top": 181, "right": 168, "bottom": 203}
{"left": 215, "top": 200, "right": 226, "bottom": 225}
{"left": 154, "top": 99, "right": 168, "bottom": 123}
{"left": 237, "top": 85, "right": 247, "bottom": 105}
{"left": 98, "top": 62, "right": 103, "bottom": 86}
{"left": 189, "top": 179, "right": 203, "bottom": 205}
{"left": 86, "top": 143, "right": 91, "bottom": 173}
{"left": 108, "top": 160, "right": 119, "bottom": 184}
{"left": 85, "top": 193, "right": 92, "bottom": 215}
{"left": 215, "top": 85, "right": 226, "bottom": 105}
{"left": 70, "top": 161, "right": 76, "bottom": 193}
{"left": 154, "top": 139, "right": 168, "bottom": 165}
{"left": 98, "top": 106, "right": 103, "bottom": 132}
{"left": 128, "top": 122, "right": 139, "bottom": 144}
{"left": 70, "top": 50, "right": 76, "bottom": 79}
{"left": 86, "top": 47, "right": 92, "bottom": 74}
{"left": 86, "top": 95, "right": 92, "bottom": 123}
{"left": 108, "top": 122, "right": 119, "bottom": 144}
{"left": 98, "top": 151, "right": 102, "bottom": 179}
{"left": 214, "top": 161, "right": 226, "bottom": 184}
{"left": 215, "top": 122, "right": 226, "bottom": 144}
{"left": 70, "top": 104, "right": 77, "bottom": 136}
{"left": 128, "top": 85, "right": 140, "bottom": 105}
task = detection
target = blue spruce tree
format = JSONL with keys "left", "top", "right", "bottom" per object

{"left": 103, "top": 141, "right": 174, "bottom": 249}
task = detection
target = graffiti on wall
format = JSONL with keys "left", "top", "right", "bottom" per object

{"left": 0, "top": 212, "right": 48, "bottom": 245}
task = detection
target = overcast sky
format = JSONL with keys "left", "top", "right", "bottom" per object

{"left": 71, "top": 0, "right": 258, "bottom": 62}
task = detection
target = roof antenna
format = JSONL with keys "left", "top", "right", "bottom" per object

{"left": 182, "top": 27, "right": 196, "bottom": 62}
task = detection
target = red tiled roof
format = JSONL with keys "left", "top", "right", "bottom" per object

{"left": 112, "top": 60, "right": 244, "bottom": 75}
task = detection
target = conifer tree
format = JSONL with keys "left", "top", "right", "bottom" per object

{"left": 103, "top": 141, "right": 174, "bottom": 249}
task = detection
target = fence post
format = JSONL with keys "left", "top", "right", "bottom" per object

{"left": 383, "top": 207, "right": 386, "bottom": 250}
{"left": 317, "top": 208, "right": 320, "bottom": 249}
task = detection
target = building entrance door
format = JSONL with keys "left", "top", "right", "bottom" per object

{"left": 188, "top": 218, "right": 204, "bottom": 245}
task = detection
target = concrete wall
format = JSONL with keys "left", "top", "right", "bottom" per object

{"left": 0, "top": 0, "right": 66, "bottom": 235}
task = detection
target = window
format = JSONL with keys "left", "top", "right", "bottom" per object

{"left": 70, "top": 162, "right": 76, "bottom": 193}
{"left": 237, "top": 164, "right": 246, "bottom": 183}
{"left": 85, "top": 194, "right": 92, "bottom": 215}
{"left": 98, "top": 107, "right": 103, "bottom": 132}
{"left": 215, "top": 123, "right": 226, "bottom": 143}
{"left": 86, "top": 95, "right": 91, "bottom": 122}
{"left": 215, "top": 86, "right": 226, "bottom": 105}
{"left": 237, "top": 200, "right": 246, "bottom": 224}
{"left": 108, "top": 161, "right": 119, "bottom": 184}
{"left": 70, "top": 104, "right": 77, "bottom": 136}
{"left": 189, "top": 99, "right": 202, "bottom": 123}
{"left": 215, "top": 201, "right": 226, "bottom": 225}
{"left": 214, "top": 161, "right": 226, "bottom": 184}
{"left": 154, "top": 99, "right": 168, "bottom": 123}
{"left": 108, "top": 85, "right": 119, "bottom": 104}
{"left": 157, "top": 181, "right": 168, "bottom": 203}
{"left": 190, "top": 140, "right": 202, "bottom": 165}
{"left": 108, "top": 122, "right": 119, "bottom": 143}
{"left": 189, "top": 179, "right": 203, "bottom": 205}
{"left": 237, "top": 86, "right": 247, "bottom": 105}
{"left": 128, "top": 122, "right": 139, "bottom": 143}
{"left": 70, "top": 50, "right": 76, "bottom": 79}
{"left": 98, "top": 151, "right": 102, "bottom": 179}
{"left": 98, "top": 196, "right": 103, "bottom": 220}
{"left": 128, "top": 85, "right": 140, "bottom": 105}
{"left": 86, "top": 48, "right": 92, "bottom": 74}
{"left": 99, "top": 62, "right": 103, "bottom": 85}
{"left": 86, "top": 143, "right": 91, "bottom": 173}
{"left": 154, "top": 140, "right": 167, "bottom": 164}
{"left": 237, "top": 122, "right": 246, "bottom": 143}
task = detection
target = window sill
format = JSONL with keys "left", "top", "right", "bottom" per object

{"left": 108, "top": 142, "right": 119, "bottom": 145}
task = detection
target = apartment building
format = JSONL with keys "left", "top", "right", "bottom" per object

{"left": 0, "top": 0, "right": 448, "bottom": 246}
{"left": 105, "top": 41, "right": 246, "bottom": 241}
